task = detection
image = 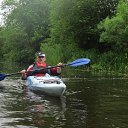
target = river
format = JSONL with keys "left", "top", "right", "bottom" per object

{"left": 0, "top": 65, "right": 128, "bottom": 128}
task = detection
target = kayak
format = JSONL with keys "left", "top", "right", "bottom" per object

{"left": 26, "top": 74, "right": 66, "bottom": 97}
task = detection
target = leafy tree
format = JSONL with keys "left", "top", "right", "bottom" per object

{"left": 48, "top": 0, "right": 119, "bottom": 50}
{"left": 97, "top": 0, "right": 119, "bottom": 19}
{"left": 0, "top": 25, "right": 33, "bottom": 63}
{"left": 98, "top": 0, "right": 128, "bottom": 52}
{"left": 0, "top": 0, "right": 50, "bottom": 63}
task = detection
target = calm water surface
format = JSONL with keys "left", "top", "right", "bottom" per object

{"left": 0, "top": 67, "right": 128, "bottom": 128}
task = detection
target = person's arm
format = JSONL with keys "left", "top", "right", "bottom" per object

{"left": 50, "top": 63, "right": 63, "bottom": 76}
{"left": 20, "top": 65, "right": 33, "bottom": 80}
{"left": 20, "top": 69, "right": 27, "bottom": 80}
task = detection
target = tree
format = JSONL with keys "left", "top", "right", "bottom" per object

{"left": 98, "top": 0, "right": 128, "bottom": 52}
{"left": 49, "top": 0, "right": 119, "bottom": 50}
{"left": 0, "top": 0, "right": 50, "bottom": 63}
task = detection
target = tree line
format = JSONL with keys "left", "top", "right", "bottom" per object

{"left": 0, "top": 0, "right": 127, "bottom": 75}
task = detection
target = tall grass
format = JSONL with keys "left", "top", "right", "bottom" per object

{"left": 91, "top": 51, "right": 128, "bottom": 76}
{"left": 40, "top": 41, "right": 127, "bottom": 76}
{"left": 40, "top": 42, "right": 63, "bottom": 65}
{"left": 40, "top": 41, "right": 94, "bottom": 65}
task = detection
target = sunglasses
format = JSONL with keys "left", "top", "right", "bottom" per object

{"left": 38, "top": 56, "right": 45, "bottom": 58}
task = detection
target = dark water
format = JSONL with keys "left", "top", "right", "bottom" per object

{"left": 0, "top": 66, "right": 128, "bottom": 128}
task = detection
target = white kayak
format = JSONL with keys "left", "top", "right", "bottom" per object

{"left": 26, "top": 74, "right": 66, "bottom": 97}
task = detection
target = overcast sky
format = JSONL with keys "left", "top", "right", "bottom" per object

{"left": 0, "top": 0, "right": 3, "bottom": 9}
{"left": 0, "top": 0, "right": 3, "bottom": 5}
{"left": 0, "top": 0, "right": 4, "bottom": 25}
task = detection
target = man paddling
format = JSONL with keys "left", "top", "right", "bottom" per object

{"left": 20, "top": 52, "right": 62, "bottom": 80}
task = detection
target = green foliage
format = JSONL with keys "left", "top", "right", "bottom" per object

{"left": 96, "top": 0, "right": 119, "bottom": 19}
{"left": 41, "top": 36, "right": 78, "bottom": 64}
{"left": 40, "top": 42, "right": 63, "bottom": 65}
{"left": 0, "top": 0, "right": 127, "bottom": 76}
{"left": 49, "top": 0, "right": 119, "bottom": 50}
{"left": 91, "top": 51, "right": 128, "bottom": 75}
{"left": 0, "top": 25, "right": 34, "bottom": 63}
{"left": 41, "top": 39, "right": 95, "bottom": 65}
{"left": 98, "top": 0, "right": 128, "bottom": 51}
{"left": 49, "top": 0, "right": 75, "bottom": 45}
{"left": 1, "top": 0, "right": 51, "bottom": 63}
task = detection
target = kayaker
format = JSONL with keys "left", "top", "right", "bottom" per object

{"left": 20, "top": 52, "right": 63, "bottom": 80}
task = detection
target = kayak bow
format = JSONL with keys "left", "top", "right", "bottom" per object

{"left": 26, "top": 74, "right": 66, "bottom": 97}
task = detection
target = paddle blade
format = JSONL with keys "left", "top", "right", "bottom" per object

{"left": 66, "top": 58, "right": 90, "bottom": 67}
{"left": 0, "top": 74, "right": 7, "bottom": 81}
{"left": 0, "top": 72, "right": 21, "bottom": 81}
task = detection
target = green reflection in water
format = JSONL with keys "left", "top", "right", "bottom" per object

{"left": 0, "top": 64, "right": 128, "bottom": 128}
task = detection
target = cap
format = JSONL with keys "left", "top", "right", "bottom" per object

{"left": 37, "top": 52, "right": 45, "bottom": 57}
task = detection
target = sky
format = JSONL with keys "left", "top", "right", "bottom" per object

{"left": 0, "top": 0, "right": 3, "bottom": 25}
{"left": 0, "top": 0, "right": 3, "bottom": 6}
{"left": 0, "top": 0, "right": 3, "bottom": 11}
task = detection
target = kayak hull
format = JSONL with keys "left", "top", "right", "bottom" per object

{"left": 26, "top": 74, "right": 66, "bottom": 97}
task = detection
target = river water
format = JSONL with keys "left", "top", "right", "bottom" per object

{"left": 0, "top": 66, "right": 128, "bottom": 128}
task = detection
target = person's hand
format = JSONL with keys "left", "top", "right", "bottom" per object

{"left": 57, "top": 63, "right": 62, "bottom": 74}
{"left": 20, "top": 69, "right": 26, "bottom": 74}
{"left": 57, "top": 62, "right": 63, "bottom": 67}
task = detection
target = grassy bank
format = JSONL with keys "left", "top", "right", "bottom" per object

{"left": 41, "top": 43, "right": 128, "bottom": 77}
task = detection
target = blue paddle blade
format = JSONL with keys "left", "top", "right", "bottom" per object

{"left": 0, "top": 74, "right": 7, "bottom": 81}
{"left": 66, "top": 58, "right": 90, "bottom": 67}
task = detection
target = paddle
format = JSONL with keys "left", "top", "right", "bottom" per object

{"left": 0, "top": 58, "right": 90, "bottom": 81}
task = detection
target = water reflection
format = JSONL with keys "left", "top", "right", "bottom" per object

{"left": 0, "top": 79, "right": 66, "bottom": 128}
{"left": 0, "top": 72, "right": 128, "bottom": 128}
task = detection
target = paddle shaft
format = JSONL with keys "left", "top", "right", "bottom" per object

{"left": 0, "top": 58, "right": 90, "bottom": 81}
{"left": 5, "top": 72, "right": 22, "bottom": 76}
{"left": 0, "top": 66, "right": 62, "bottom": 81}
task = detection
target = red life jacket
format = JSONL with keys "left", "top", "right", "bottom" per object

{"left": 35, "top": 62, "right": 47, "bottom": 69}
{"left": 32, "top": 62, "right": 47, "bottom": 77}
{"left": 26, "top": 62, "right": 61, "bottom": 77}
